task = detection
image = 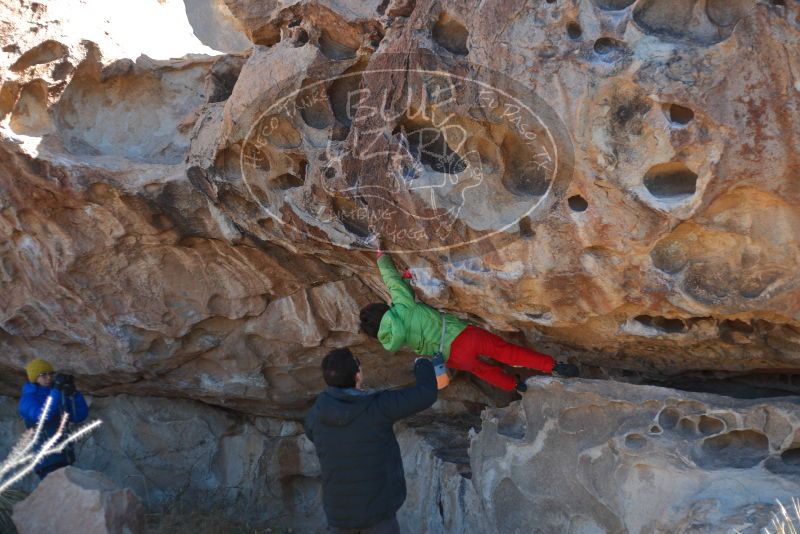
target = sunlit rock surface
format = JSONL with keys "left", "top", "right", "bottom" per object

{"left": 1, "top": 0, "right": 799, "bottom": 403}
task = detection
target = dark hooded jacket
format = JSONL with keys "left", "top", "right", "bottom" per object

{"left": 304, "top": 358, "right": 437, "bottom": 529}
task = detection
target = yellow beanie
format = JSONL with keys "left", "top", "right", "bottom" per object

{"left": 25, "top": 359, "right": 54, "bottom": 382}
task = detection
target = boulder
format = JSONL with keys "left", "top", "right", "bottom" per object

{"left": 12, "top": 467, "right": 145, "bottom": 534}
{"left": 470, "top": 378, "right": 800, "bottom": 533}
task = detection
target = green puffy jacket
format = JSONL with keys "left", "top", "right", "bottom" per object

{"left": 376, "top": 255, "right": 468, "bottom": 360}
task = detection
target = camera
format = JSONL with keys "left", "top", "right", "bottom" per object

{"left": 53, "top": 373, "right": 76, "bottom": 396}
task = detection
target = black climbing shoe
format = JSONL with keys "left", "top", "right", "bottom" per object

{"left": 515, "top": 379, "right": 528, "bottom": 393}
{"left": 552, "top": 362, "right": 579, "bottom": 378}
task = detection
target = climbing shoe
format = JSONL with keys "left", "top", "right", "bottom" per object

{"left": 552, "top": 362, "right": 579, "bottom": 378}
{"left": 515, "top": 378, "right": 528, "bottom": 393}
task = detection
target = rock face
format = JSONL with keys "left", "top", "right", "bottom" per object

{"left": 1, "top": 391, "right": 476, "bottom": 532}
{"left": 0, "top": 0, "right": 799, "bottom": 408}
{"left": 471, "top": 378, "right": 800, "bottom": 533}
{"left": 7, "top": 380, "right": 800, "bottom": 533}
{"left": 0, "top": 393, "right": 326, "bottom": 530}
{"left": 12, "top": 467, "right": 145, "bottom": 534}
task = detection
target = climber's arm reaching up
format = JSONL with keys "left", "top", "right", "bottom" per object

{"left": 377, "top": 253, "right": 415, "bottom": 308}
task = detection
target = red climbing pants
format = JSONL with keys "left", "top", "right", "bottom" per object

{"left": 447, "top": 326, "right": 555, "bottom": 391}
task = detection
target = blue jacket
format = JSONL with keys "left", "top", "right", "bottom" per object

{"left": 18, "top": 382, "right": 89, "bottom": 474}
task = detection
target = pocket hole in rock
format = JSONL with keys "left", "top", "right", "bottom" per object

{"left": 592, "top": 0, "right": 636, "bottom": 10}
{"left": 677, "top": 417, "right": 698, "bottom": 437}
{"left": 519, "top": 217, "right": 535, "bottom": 239}
{"left": 698, "top": 415, "right": 725, "bottom": 435}
{"left": 271, "top": 173, "right": 304, "bottom": 190}
{"left": 697, "top": 430, "right": 769, "bottom": 469}
{"left": 333, "top": 196, "right": 371, "bottom": 237}
{"left": 658, "top": 407, "right": 680, "bottom": 430}
{"left": 625, "top": 433, "right": 647, "bottom": 449}
{"left": 319, "top": 30, "right": 358, "bottom": 60}
{"left": 207, "top": 55, "right": 245, "bottom": 104}
{"left": 329, "top": 61, "right": 367, "bottom": 128}
{"left": 649, "top": 425, "right": 662, "bottom": 434}
{"left": 722, "top": 319, "right": 754, "bottom": 333}
{"left": 666, "top": 103, "right": 694, "bottom": 125}
{"left": 593, "top": 37, "right": 626, "bottom": 60}
{"left": 433, "top": 13, "right": 469, "bottom": 55}
{"left": 568, "top": 195, "right": 588, "bottom": 212}
{"left": 394, "top": 117, "right": 467, "bottom": 174}
{"left": 782, "top": 448, "right": 800, "bottom": 465}
{"left": 766, "top": 447, "right": 800, "bottom": 475}
{"left": 297, "top": 80, "right": 334, "bottom": 130}
{"left": 634, "top": 315, "right": 687, "bottom": 333}
{"left": 566, "top": 22, "right": 583, "bottom": 39}
{"left": 497, "top": 408, "right": 527, "bottom": 440}
{"left": 500, "top": 131, "right": 551, "bottom": 197}
{"left": 290, "top": 28, "right": 309, "bottom": 47}
{"left": 643, "top": 162, "right": 698, "bottom": 199}
{"left": 253, "top": 28, "right": 281, "bottom": 47}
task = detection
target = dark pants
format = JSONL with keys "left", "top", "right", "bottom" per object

{"left": 328, "top": 516, "right": 400, "bottom": 534}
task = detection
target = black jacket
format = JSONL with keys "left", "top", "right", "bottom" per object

{"left": 304, "top": 358, "right": 437, "bottom": 529}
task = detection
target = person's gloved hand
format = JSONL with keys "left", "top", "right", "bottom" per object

{"left": 53, "top": 373, "right": 76, "bottom": 395}
{"left": 52, "top": 373, "right": 66, "bottom": 390}
{"left": 551, "top": 363, "right": 579, "bottom": 378}
{"left": 401, "top": 268, "right": 412, "bottom": 279}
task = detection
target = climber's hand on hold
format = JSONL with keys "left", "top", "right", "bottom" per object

{"left": 552, "top": 363, "right": 579, "bottom": 378}
{"left": 373, "top": 235, "right": 384, "bottom": 258}
{"left": 401, "top": 268, "right": 412, "bottom": 279}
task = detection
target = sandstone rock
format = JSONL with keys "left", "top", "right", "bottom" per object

{"left": 0, "top": 0, "right": 798, "bottom": 410}
{"left": 0, "top": 393, "right": 326, "bottom": 530}
{"left": 192, "top": 0, "right": 800, "bottom": 379}
{"left": 72, "top": 394, "right": 324, "bottom": 528}
{"left": 6, "top": 380, "right": 800, "bottom": 533}
{"left": 397, "top": 414, "right": 490, "bottom": 533}
{"left": 470, "top": 378, "right": 800, "bottom": 533}
{"left": 1, "top": 0, "right": 800, "bottom": 530}
{"left": 12, "top": 467, "right": 145, "bottom": 534}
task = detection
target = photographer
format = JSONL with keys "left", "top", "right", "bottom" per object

{"left": 17, "top": 358, "right": 89, "bottom": 479}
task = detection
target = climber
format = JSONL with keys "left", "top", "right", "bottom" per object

{"left": 304, "top": 348, "right": 436, "bottom": 533}
{"left": 17, "top": 358, "right": 89, "bottom": 479}
{"left": 360, "top": 252, "right": 579, "bottom": 392}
